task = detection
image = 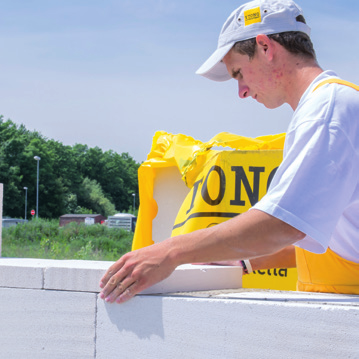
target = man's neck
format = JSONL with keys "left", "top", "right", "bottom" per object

{"left": 283, "top": 58, "right": 323, "bottom": 110}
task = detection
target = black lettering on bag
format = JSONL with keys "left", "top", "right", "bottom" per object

{"left": 230, "top": 166, "right": 265, "bottom": 206}
{"left": 278, "top": 268, "right": 287, "bottom": 277}
{"left": 186, "top": 178, "right": 203, "bottom": 214}
{"left": 201, "top": 165, "right": 226, "bottom": 206}
{"left": 252, "top": 268, "right": 288, "bottom": 277}
{"left": 173, "top": 211, "right": 239, "bottom": 230}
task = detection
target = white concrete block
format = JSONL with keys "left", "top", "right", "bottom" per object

{"left": 96, "top": 292, "right": 359, "bottom": 359}
{"left": 44, "top": 262, "right": 242, "bottom": 294}
{"left": 0, "top": 258, "right": 242, "bottom": 294}
{"left": 0, "top": 287, "right": 96, "bottom": 359}
{"left": 140, "top": 264, "right": 242, "bottom": 294}
{"left": 216, "top": 288, "right": 359, "bottom": 305}
{"left": 0, "top": 257, "right": 45, "bottom": 289}
{"left": 43, "top": 259, "right": 113, "bottom": 292}
{"left": 0, "top": 259, "right": 238, "bottom": 295}
{"left": 1, "top": 258, "right": 358, "bottom": 359}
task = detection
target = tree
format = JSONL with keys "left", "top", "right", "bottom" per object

{"left": 78, "top": 177, "right": 116, "bottom": 217}
{"left": 0, "top": 117, "right": 140, "bottom": 218}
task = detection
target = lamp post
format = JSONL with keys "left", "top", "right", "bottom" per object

{"left": 34, "top": 156, "right": 41, "bottom": 219}
{"left": 23, "top": 187, "right": 28, "bottom": 220}
{"left": 132, "top": 193, "right": 136, "bottom": 213}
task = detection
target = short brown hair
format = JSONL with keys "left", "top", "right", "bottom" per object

{"left": 233, "top": 16, "right": 316, "bottom": 60}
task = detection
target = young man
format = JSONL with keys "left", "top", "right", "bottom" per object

{"left": 100, "top": 0, "right": 359, "bottom": 303}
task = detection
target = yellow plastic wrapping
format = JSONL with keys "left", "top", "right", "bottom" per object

{"left": 132, "top": 131, "right": 297, "bottom": 291}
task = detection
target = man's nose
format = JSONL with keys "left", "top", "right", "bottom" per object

{"left": 238, "top": 81, "right": 249, "bottom": 99}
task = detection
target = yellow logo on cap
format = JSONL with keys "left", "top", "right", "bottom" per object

{"left": 244, "top": 7, "right": 261, "bottom": 26}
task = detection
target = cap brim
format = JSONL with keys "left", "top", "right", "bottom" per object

{"left": 195, "top": 43, "right": 234, "bottom": 82}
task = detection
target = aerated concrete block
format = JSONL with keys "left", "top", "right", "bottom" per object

{"left": 140, "top": 264, "right": 242, "bottom": 294}
{"left": 0, "top": 258, "right": 242, "bottom": 294}
{"left": 0, "top": 257, "right": 45, "bottom": 289}
{"left": 96, "top": 291, "right": 359, "bottom": 359}
{"left": 44, "top": 259, "right": 112, "bottom": 292}
{"left": 0, "top": 287, "right": 97, "bottom": 359}
{"left": 44, "top": 261, "right": 242, "bottom": 294}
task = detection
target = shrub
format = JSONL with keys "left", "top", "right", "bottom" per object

{"left": 1, "top": 218, "right": 133, "bottom": 261}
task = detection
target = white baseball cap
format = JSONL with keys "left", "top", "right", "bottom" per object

{"left": 196, "top": 0, "right": 311, "bottom": 81}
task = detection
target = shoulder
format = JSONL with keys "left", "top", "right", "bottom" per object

{"left": 289, "top": 73, "right": 359, "bottom": 134}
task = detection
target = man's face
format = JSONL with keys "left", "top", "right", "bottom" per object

{"left": 222, "top": 47, "right": 286, "bottom": 109}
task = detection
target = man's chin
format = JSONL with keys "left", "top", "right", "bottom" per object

{"left": 263, "top": 102, "right": 283, "bottom": 110}
{"left": 252, "top": 97, "right": 283, "bottom": 109}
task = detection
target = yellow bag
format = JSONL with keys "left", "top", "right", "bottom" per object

{"left": 133, "top": 131, "right": 297, "bottom": 291}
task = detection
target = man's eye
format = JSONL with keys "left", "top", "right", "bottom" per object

{"left": 233, "top": 70, "right": 242, "bottom": 79}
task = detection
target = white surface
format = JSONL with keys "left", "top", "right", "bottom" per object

{"left": 96, "top": 292, "right": 359, "bottom": 359}
{"left": 152, "top": 166, "right": 190, "bottom": 243}
{"left": 0, "top": 263, "right": 44, "bottom": 289}
{"left": 0, "top": 258, "right": 111, "bottom": 292}
{"left": 0, "top": 258, "right": 358, "bottom": 359}
{"left": 217, "top": 289, "right": 359, "bottom": 305}
{"left": 0, "top": 287, "right": 96, "bottom": 359}
{"left": 253, "top": 71, "right": 359, "bottom": 260}
{"left": 112, "top": 213, "right": 135, "bottom": 218}
{"left": 140, "top": 264, "right": 242, "bottom": 294}
{"left": 0, "top": 258, "right": 242, "bottom": 294}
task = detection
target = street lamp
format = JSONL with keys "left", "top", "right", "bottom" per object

{"left": 34, "top": 156, "right": 41, "bottom": 219}
{"left": 132, "top": 193, "right": 136, "bottom": 213}
{"left": 23, "top": 187, "right": 28, "bottom": 220}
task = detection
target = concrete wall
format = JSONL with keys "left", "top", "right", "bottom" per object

{"left": 0, "top": 257, "right": 358, "bottom": 359}
{"left": 1, "top": 179, "right": 358, "bottom": 358}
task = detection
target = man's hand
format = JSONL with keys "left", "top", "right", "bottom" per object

{"left": 99, "top": 210, "right": 303, "bottom": 304}
{"left": 99, "top": 241, "right": 177, "bottom": 304}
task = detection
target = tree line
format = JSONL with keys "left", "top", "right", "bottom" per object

{"left": 0, "top": 117, "right": 140, "bottom": 219}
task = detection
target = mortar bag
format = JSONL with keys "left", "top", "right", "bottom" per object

{"left": 133, "top": 131, "right": 297, "bottom": 291}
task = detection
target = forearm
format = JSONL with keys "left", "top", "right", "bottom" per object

{"left": 250, "top": 245, "right": 296, "bottom": 271}
{"left": 100, "top": 209, "right": 304, "bottom": 304}
{"left": 169, "top": 209, "right": 304, "bottom": 267}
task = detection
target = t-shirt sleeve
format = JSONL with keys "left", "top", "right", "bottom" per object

{"left": 253, "top": 115, "right": 359, "bottom": 254}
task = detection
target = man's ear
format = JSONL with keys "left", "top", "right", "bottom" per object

{"left": 256, "top": 34, "right": 274, "bottom": 61}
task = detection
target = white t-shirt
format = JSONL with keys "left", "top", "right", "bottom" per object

{"left": 253, "top": 71, "right": 359, "bottom": 263}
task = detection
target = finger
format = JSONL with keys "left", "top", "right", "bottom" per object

{"left": 99, "top": 259, "right": 125, "bottom": 288}
{"left": 100, "top": 268, "right": 114, "bottom": 289}
{"left": 115, "top": 281, "right": 141, "bottom": 304}
{"left": 100, "top": 268, "right": 129, "bottom": 300}
{"left": 103, "top": 281, "right": 125, "bottom": 303}
{"left": 105, "top": 278, "right": 136, "bottom": 303}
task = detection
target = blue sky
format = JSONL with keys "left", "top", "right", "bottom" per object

{"left": 1, "top": 0, "right": 358, "bottom": 162}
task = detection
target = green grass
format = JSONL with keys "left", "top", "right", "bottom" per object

{"left": 1, "top": 218, "right": 133, "bottom": 261}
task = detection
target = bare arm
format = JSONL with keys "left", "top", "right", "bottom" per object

{"left": 196, "top": 245, "right": 296, "bottom": 270}
{"left": 99, "top": 209, "right": 304, "bottom": 303}
{"left": 251, "top": 245, "right": 296, "bottom": 271}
